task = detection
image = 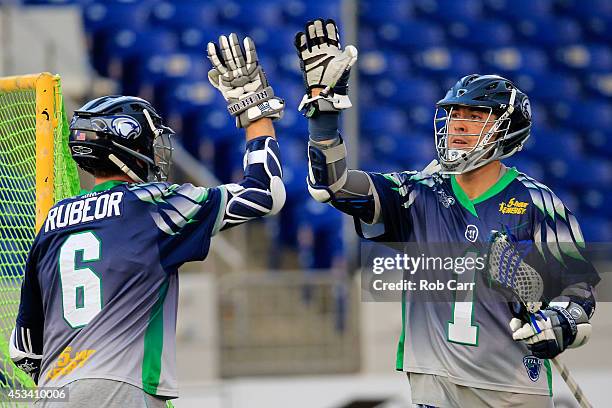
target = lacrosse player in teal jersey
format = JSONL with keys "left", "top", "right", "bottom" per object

{"left": 11, "top": 33, "right": 285, "bottom": 407}
{"left": 294, "top": 19, "right": 600, "bottom": 408}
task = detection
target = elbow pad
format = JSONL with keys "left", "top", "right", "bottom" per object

{"left": 307, "top": 138, "right": 348, "bottom": 202}
{"left": 221, "top": 137, "right": 285, "bottom": 230}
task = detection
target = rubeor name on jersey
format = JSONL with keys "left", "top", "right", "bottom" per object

{"left": 44, "top": 192, "right": 123, "bottom": 233}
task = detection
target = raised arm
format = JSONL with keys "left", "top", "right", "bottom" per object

{"left": 207, "top": 34, "right": 285, "bottom": 231}
{"left": 294, "top": 19, "right": 381, "bottom": 224}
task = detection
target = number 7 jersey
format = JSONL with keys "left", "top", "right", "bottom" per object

{"left": 16, "top": 180, "right": 224, "bottom": 398}
{"left": 355, "top": 166, "right": 599, "bottom": 396}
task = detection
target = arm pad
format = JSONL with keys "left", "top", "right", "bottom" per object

{"left": 219, "top": 136, "right": 285, "bottom": 231}
{"left": 307, "top": 137, "right": 381, "bottom": 223}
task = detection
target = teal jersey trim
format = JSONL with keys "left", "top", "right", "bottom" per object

{"left": 79, "top": 180, "right": 127, "bottom": 196}
{"left": 450, "top": 167, "right": 519, "bottom": 217}
{"left": 142, "top": 280, "right": 169, "bottom": 395}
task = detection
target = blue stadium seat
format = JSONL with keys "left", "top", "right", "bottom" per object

{"left": 584, "top": 130, "right": 612, "bottom": 156}
{"left": 359, "top": 157, "right": 402, "bottom": 174}
{"left": 377, "top": 21, "right": 445, "bottom": 50}
{"left": 103, "top": 29, "right": 178, "bottom": 79}
{"left": 23, "top": 0, "right": 80, "bottom": 4}
{"left": 296, "top": 199, "right": 344, "bottom": 270}
{"left": 247, "top": 26, "right": 300, "bottom": 56}
{"left": 524, "top": 127, "right": 582, "bottom": 160}
{"left": 273, "top": 80, "right": 309, "bottom": 133}
{"left": 518, "top": 73, "right": 580, "bottom": 103}
{"left": 373, "top": 78, "right": 439, "bottom": 106}
{"left": 373, "top": 132, "right": 436, "bottom": 165}
{"left": 283, "top": 0, "right": 340, "bottom": 25}
{"left": 192, "top": 107, "right": 237, "bottom": 143}
{"left": 415, "top": 0, "right": 484, "bottom": 22}
{"left": 124, "top": 52, "right": 208, "bottom": 96}
{"left": 547, "top": 158, "right": 612, "bottom": 188}
{"left": 553, "top": 99, "right": 612, "bottom": 131}
{"left": 359, "top": 0, "right": 414, "bottom": 24}
{"left": 483, "top": 0, "right": 552, "bottom": 20}
{"left": 578, "top": 216, "right": 612, "bottom": 242}
{"left": 105, "top": 29, "right": 178, "bottom": 60}
{"left": 413, "top": 47, "right": 479, "bottom": 78}
{"left": 578, "top": 189, "right": 612, "bottom": 217}
{"left": 558, "top": 0, "right": 612, "bottom": 20}
{"left": 546, "top": 187, "right": 579, "bottom": 215}
{"left": 360, "top": 51, "right": 411, "bottom": 79}
{"left": 358, "top": 27, "right": 380, "bottom": 51}
{"left": 151, "top": 1, "right": 218, "bottom": 30}
{"left": 361, "top": 107, "right": 408, "bottom": 135}
{"left": 504, "top": 157, "right": 545, "bottom": 181}
{"left": 514, "top": 17, "right": 581, "bottom": 48}
{"left": 448, "top": 20, "right": 513, "bottom": 48}
{"left": 583, "top": 17, "right": 612, "bottom": 41}
{"left": 83, "top": 1, "right": 158, "bottom": 75}
{"left": 555, "top": 44, "right": 612, "bottom": 72}
{"left": 219, "top": 0, "right": 283, "bottom": 28}
{"left": 483, "top": 47, "right": 549, "bottom": 76}
{"left": 177, "top": 26, "right": 241, "bottom": 51}
{"left": 82, "top": 1, "right": 154, "bottom": 34}
{"left": 157, "top": 79, "right": 219, "bottom": 117}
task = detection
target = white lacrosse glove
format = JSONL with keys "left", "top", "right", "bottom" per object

{"left": 510, "top": 300, "right": 592, "bottom": 359}
{"left": 207, "top": 33, "right": 284, "bottom": 128}
{"left": 294, "top": 19, "right": 358, "bottom": 117}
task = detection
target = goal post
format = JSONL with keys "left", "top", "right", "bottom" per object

{"left": 0, "top": 72, "right": 80, "bottom": 396}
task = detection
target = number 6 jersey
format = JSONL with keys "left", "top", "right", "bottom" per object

{"left": 16, "top": 181, "right": 224, "bottom": 397}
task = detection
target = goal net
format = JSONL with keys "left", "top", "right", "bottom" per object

{"left": 0, "top": 73, "right": 80, "bottom": 400}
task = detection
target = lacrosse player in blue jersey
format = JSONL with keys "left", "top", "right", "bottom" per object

{"left": 295, "top": 19, "right": 599, "bottom": 408}
{"left": 10, "top": 33, "right": 285, "bottom": 407}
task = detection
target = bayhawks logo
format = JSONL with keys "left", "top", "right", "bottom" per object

{"left": 499, "top": 197, "right": 529, "bottom": 215}
{"left": 111, "top": 116, "right": 141, "bottom": 139}
{"left": 465, "top": 224, "right": 478, "bottom": 242}
{"left": 436, "top": 189, "right": 456, "bottom": 208}
{"left": 521, "top": 97, "right": 532, "bottom": 121}
{"left": 523, "top": 356, "right": 542, "bottom": 382}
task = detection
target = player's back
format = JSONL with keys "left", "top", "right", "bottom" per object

{"left": 32, "top": 180, "right": 221, "bottom": 397}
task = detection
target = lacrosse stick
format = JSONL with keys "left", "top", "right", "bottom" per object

{"left": 487, "top": 231, "right": 592, "bottom": 408}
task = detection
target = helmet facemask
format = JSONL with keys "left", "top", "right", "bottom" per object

{"left": 434, "top": 88, "right": 520, "bottom": 174}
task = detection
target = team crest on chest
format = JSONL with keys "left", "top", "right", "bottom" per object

{"left": 523, "top": 356, "right": 542, "bottom": 382}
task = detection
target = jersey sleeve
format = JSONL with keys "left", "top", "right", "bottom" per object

{"left": 353, "top": 171, "right": 416, "bottom": 242}
{"left": 524, "top": 181, "right": 601, "bottom": 301}
{"left": 129, "top": 183, "right": 224, "bottom": 269}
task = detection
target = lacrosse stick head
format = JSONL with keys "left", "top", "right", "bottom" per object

{"left": 487, "top": 231, "right": 544, "bottom": 314}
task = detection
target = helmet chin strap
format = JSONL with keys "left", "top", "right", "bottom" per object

{"left": 108, "top": 154, "right": 145, "bottom": 183}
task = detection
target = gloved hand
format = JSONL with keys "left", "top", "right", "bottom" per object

{"left": 207, "top": 33, "right": 284, "bottom": 128}
{"left": 510, "top": 301, "right": 592, "bottom": 359}
{"left": 9, "top": 328, "right": 41, "bottom": 383}
{"left": 294, "top": 19, "right": 358, "bottom": 117}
